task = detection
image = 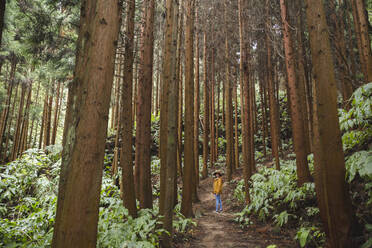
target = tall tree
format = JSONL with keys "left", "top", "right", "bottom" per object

{"left": 181, "top": 0, "right": 196, "bottom": 218}
{"left": 224, "top": 0, "right": 234, "bottom": 181}
{"left": 265, "top": 0, "right": 280, "bottom": 170}
{"left": 279, "top": 0, "right": 311, "bottom": 185}
{"left": 135, "top": 0, "right": 156, "bottom": 209}
{"left": 201, "top": 32, "right": 209, "bottom": 179}
{"left": 120, "top": 0, "right": 137, "bottom": 218}
{"left": 52, "top": 0, "right": 121, "bottom": 246}
{"left": 160, "top": 0, "right": 179, "bottom": 245}
{"left": 305, "top": 0, "right": 353, "bottom": 246}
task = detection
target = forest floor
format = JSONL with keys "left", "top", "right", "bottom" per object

{"left": 175, "top": 168, "right": 297, "bottom": 248}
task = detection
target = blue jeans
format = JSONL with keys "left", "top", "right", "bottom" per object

{"left": 215, "top": 194, "right": 222, "bottom": 211}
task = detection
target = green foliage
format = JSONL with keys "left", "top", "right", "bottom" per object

{"left": 345, "top": 150, "right": 372, "bottom": 182}
{"left": 0, "top": 149, "right": 60, "bottom": 247}
{"left": 233, "top": 160, "right": 322, "bottom": 247}
{"left": 339, "top": 83, "right": 372, "bottom": 152}
{"left": 0, "top": 149, "right": 194, "bottom": 247}
{"left": 295, "top": 226, "right": 325, "bottom": 248}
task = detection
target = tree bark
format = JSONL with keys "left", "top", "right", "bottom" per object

{"left": 202, "top": 33, "right": 209, "bottom": 179}
{"left": 280, "top": 0, "right": 311, "bottom": 185}
{"left": 265, "top": 0, "right": 280, "bottom": 170}
{"left": 51, "top": 82, "right": 61, "bottom": 145}
{"left": 181, "top": 0, "right": 196, "bottom": 218}
{"left": 52, "top": 0, "right": 121, "bottom": 246}
{"left": 159, "top": 0, "right": 179, "bottom": 244}
{"left": 120, "top": 0, "right": 137, "bottom": 218}
{"left": 353, "top": 0, "right": 372, "bottom": 83}
{"left": 11, "top": 83, "right": 27, "bottom": 161}
{"left": 135, "top": 0, "right": 156, "bottom": 209}
{"left": 305, "top": 0, "right": 353, "bottom": 246}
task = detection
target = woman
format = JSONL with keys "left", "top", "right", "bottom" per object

{"left": 213, "top": 170, "right": 223, "bottom": 212}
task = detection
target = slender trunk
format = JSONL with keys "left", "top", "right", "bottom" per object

{"left": 202, "top": 33, "right": 209, "bottom": 179}
{"left": 0, "top": 59, "right": 16, "bottom": 154}
{"left": 180, "top": 0, "right": 195, "bottom": 218}
{"left": 160, "top": 0, "right": 179, "bottom": 244}
{"left": 51, "top": 83, "right": 61, "bottom": 145}
{"left": 224, "top": 0, "right": 234, "bottom": 181}
{"left": 135, "top": 0, "right": 155, "bottom": 209}
{"left": 233, "top": 81, "right": 239, "bottom": 169}
{"left": 176, "top": 10, "right": 184, "bottom": 177}
{"left": 193, "top": 24, "right": 200, "bottom": 187}
{"left": 353, "top": 0, "right": 372, "bottom": 83}
{"left": 120, "top": 0, "right": 137, "bottom": 218}
{"left": 280, "top": 0, "right": 311, "bottom": 185}
{"left": 38, "top": 94, "right": 47, "bottom": 149}
{"left": 305, "top": 0, "right": 353, "bottom": 246}
{"left": 0, "top": 0, "right": 6, "bottom": 47}
{"left": 210, "top": 48, "right": 216, "bottom": 167}
{"left": 28, "top": 80, "right": 42, "bottom": 149}
{"left": 19, "top": 85, "right": 32, "bottom": 154}
{"left": 215, "top": 76, "right": 220, "bottom": 160}
{"left": 3, "top": 83, "right": 19, "bottom": 161}
{"left": 52, "top": 0, "right": 121, "bottom": 246}
{"left": 265, "top": 1, "right": 280, "bottom": 170}
{"left": 11, "top": 84, "right": 26, "bottom": 161}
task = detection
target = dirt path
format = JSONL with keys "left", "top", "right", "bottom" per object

{"left": 176, "top": 172, "right": 296, "bottom": 248}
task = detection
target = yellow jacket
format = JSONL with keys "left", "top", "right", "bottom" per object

{"left": 213, "top": 177, "right": 223, "bottom": 195}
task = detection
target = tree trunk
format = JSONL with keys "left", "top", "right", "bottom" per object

{"left": 52, "top": 0, "right": 121, "bottom": 246}
{"left": 265, "top": 0, "right": 280, "bottom": 170}
{"left": 353, "top": 0, "right": 372, "bottom": 83}
{"left": 159, "top": 0, "right": 179, "bottom": 244}
{"left": 210, "top": 48, "right": 216, "bottom": 167}
{"left": 202, "top": 33, "right": 209, "bottom": 179}
{"left": 120, "top": 0, "right": 137, "bottom": 218}
{"left": 0, "top": 0, "right": 6, "bottom": 47}
{"left": 39, "top": 94, "right": 47, "bottom": 149}
{"left": 11, "top": 83, "right": 26, "bottom": 161}
{"left": 135, "top": 0, "right": 156, "bottom": 209}
{"left": 194, "top": 24, "right": 200, "bottom": 187}
{"left": 224, "top": 0, "right": 234, "bottom": 181}
{"left": 233, "top": 81, "right": 239, "bottom": 169}
{"left": 0, "top": 59, "right": 16, "bottom": 156}
{"left": 181, "top": 0, "right": 195, "bottom": 218}
{"left": 280, "top": 0, "right": 311, "bottom": 185}
{"left": 305, "top": 0, "right": 353, "bottom": 246}
{"left": 19, "top": 85, "right": 32, "bottom": 154}
{"left": 51, "top": 82, "right": 61, "bottom": 145}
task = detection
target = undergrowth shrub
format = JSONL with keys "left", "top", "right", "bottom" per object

{"left": 233, "top": 159, "right": 324, "bottom": 247}
{"left": 0, "top": 148, "right": 195, "bottom": 247}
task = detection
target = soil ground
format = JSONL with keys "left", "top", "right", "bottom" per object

{"left": 175, "top": 169, "right": 297, "bottom": 248}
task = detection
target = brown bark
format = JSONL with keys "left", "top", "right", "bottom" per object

{"left": 224, "top": 0, "right": 234, "bottom": 181}
{"left": 233, "top": 80, "right": 239, "bottom": 169}
{"left": 52, "top": 0, "right": 121, "bottom": 246}
{"left": 120, "top": 0, "right": 137, "bottom": 218}
{"left": 210, "top": 48, "right": 216, "bottom": 167}
{"left": 265, "top": 1, "right": 280, "bottom": 170}
{"left": 159, "top": 0, "right": 179, "bottom": 244}
{"left": 2, "top": 83, "right": 19, "bottom": 161}
{"left": 176, "top": 10, "right": 184, "bottom": 178}
{"left": 28, "top": 80, "right": 42, "bottom": 149}
{"left": 0, "top": 59, "right": 16, "bottom": 155}
{"left": 51, "top": 82, "right": 61, "bottom": 145}
{"left": 194, "top": 23, "right": 200, "bottom": 187}
{"left": 38, "top": 94, "right": 47, "bottom": 149}
{"left": 181, "top": 0, "right": 196, "bottom": 218}
{"left": 201, "top": 33, "right": 209, "bottom": 179}
{"left": 238, "top": 0, "right": 251, "bottom": 203}
{"left": 305, "top": 0, "right": 353, "bottom": 246}
{"left": 19, "top": 85, "right": 32, "bottom": 154}
{"left": 135, "top": 0, "right": 156, "bottom": 209}
{"left": 353, "top": 0, "right": 372, "bottom": 83}
{"left": 0, "top": 0, "right": 6, "bottom": 47}
{"left": 11, "top": 83, "right": 27, "bottom": 161}
{"left": 280, "top": 0, "right": 311, "bottom": 186}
